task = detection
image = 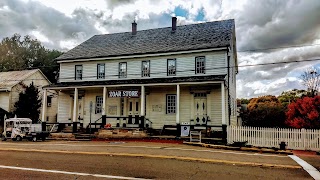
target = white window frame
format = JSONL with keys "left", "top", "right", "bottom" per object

{"left": 167, "top": 59, "right": 176, "bottom": 76}
{"left": 75, "top": 65, "right": 83, "bottom": 80}
{"left": 119, "top": 62, "right": 127, "bottom": 78}
{"left": 95, "top": 96, "right": 103, "bottom": 114}
{"left": 166, "top": 94, "right": 176, "bottom": 114}
{"left": 195, "top": 56, "right": 205, "bottom": 74}
{"left": 97, "top": 64, "right": 105, "bottom": 79}
{"left": 141, "top": 60, "right": 150, "bottom": 77}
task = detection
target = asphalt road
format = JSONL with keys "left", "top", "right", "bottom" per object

{"left": 0, "top": 141, "right": 314, "bottom": 179}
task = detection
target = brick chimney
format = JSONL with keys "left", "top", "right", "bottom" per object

{"left": 132, "top": 20, "right": 137, "bottom": 35}
{"left": 172, "top": 17, "right": 177, "bottom": 31}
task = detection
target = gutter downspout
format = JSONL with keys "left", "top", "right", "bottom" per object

{"left": 227, "top": 48, "right": 231, "bottom": 126}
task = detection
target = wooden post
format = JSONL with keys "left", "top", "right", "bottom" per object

{"left": 176, "top": 84, "right": 180, "bottom": 137}
{"left": 41, "top": 89, "right": 47, "bottom": 122}
{"left": 102, "top": 87, "right": 107, "bottom": 126}
{"left": 72, "top": 88, "right": 78, "bottom": 122}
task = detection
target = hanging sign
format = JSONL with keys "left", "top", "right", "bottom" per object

{"left": 108, "top": 90, "right": 140, "bottom": 98}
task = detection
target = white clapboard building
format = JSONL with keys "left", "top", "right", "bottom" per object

{"left": 42, "top": 17, "right": 238, "bottom": 134}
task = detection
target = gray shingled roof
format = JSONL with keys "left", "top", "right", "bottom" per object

{"left": 56, "top": 19, "right": 235, "bottom": 61}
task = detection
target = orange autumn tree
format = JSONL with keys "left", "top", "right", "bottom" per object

{"left": 243, "top": 95, "right": 286, "bottom": 127}
{"left": 286, "top": 96, "right": 320, "bottom": 129}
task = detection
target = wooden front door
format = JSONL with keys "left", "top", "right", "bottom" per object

{"left": 194, "top": 93, "right": 207, "bottom": 125}
{"left": 127, "top": 98, "right": 140, "bottom": 116}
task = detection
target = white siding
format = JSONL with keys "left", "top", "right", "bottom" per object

{"left": 57, "top": 91, "right": 70, "bottom": 122}
{"left": 0, "top": 92, "right": 9, "bottom": 112}
{"left": 59, "top": 51, "right": 227, "bottom": 83}
{"left": 209, "top": 87, "right": 222, "bottom": 126}
{"left": 179, "top": 87, "right": 191, "bottom": 123}
{"left": 146, "top": 86, "right": 176, "bottom": 129}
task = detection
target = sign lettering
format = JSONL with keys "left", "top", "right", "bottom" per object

{"left": 108, "top": 90, "right": 140, "bottom": 98}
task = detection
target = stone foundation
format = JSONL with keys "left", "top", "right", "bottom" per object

{"left": 96, "top": 128, "right": 148, "bottom": 139}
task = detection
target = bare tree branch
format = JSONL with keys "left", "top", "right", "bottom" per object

{"left": 300, "top": 67, "right": 320, "bottom": 96}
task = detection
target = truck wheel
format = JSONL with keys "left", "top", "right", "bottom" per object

{"left": 16, "top": 135, "right": 22, "bottom": 141}
{"left": 1, "top": 136, "right": 7, "bottom": 141}
{"left": 32, "top": 136, "right": 37, "bottom": 142}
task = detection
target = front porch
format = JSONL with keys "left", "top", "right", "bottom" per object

{"left": 42, "top": 79, "right": 230, "bottom": 138}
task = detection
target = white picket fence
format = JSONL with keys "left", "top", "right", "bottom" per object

{"left": 227, "top": 126, "right": 320, "bottom": 151}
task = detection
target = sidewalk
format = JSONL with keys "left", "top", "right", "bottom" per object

{"left": 183, "top": 141, "right": 294, "bottom": 155}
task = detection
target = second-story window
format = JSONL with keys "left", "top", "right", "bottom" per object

{"left": 141, "top": 61, "right": 150, "bottom": 77}
{"left": 195, "top": 56, "right": 205, "bottom": 74}
{"left": 119, "top": 62, "right": 127, "bottom": 78}
{"left": 75, "top": 65, "right": 83, "bottom": 80}
{"left": 97, "top": 64, "right": 105, "bottom": 79}
{"left": 167, "top": 59, "right": 176, "bottom": 76}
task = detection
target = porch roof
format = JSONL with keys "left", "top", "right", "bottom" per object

{"left": 45, "top": 75, "right": 226, "bottom": 89}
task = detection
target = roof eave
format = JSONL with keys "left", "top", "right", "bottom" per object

{"left": 56, "top": 46, "right": 229, "bottom": 63}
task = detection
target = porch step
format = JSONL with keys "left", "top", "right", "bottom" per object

{"left": 74, "top": 133, "right": 94, "bottom": 141}
{"left": 61, "top": 126, "right": 83, "bottom": 133}
{"left": 161, "top": 125, "right": 177, "bottom": 136}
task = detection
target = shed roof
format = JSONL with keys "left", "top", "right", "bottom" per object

{"left": 56, "top": 19, "right": 235, "bottom": 61}
{"left": 0, "top": 69, "right": 41, "bottom": 91}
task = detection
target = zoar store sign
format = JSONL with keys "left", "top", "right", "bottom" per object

{"left": 108, "top": 90, "right": 140, "bottom": 98}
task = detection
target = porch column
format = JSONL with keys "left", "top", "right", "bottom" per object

{"left": 140, "top": 85, "right": 145, "bottom": 128}
{"left": 176, "top": 84, "right": 181, "bottom": 136}
{"left": 72, "top": 88, "right": 79, "bottom": 122}
{"left": 140, "top": 85, "right": 145, "bottom": 116}
{"left": 102, "top": 87, "right": 107, "bottom": 115}
{"left": 41, "top": 89, "right": 47, "bottom": 122}
{"left": 72, "top": 88, "right": 79, "bottom": 133}
{"left": 221, "top": 83, "right": 226, "bottom": 125}
{"left": 176, "top": 84, "right": 180, "bottom": 124}
{"left": 41, "top": 89, "right": 47, "bottom": 131}
{"left": 102, "top": 87, "right": 107, "bottom": 126}
{"left": 221, "top": 82, "right": 227, "bottom": 142}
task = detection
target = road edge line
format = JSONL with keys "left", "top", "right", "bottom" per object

{"left": 288, "top": 155, "right": 320, "bottom": 180}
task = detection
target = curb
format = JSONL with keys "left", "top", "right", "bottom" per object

{"left": 183, "top": 142, "right": 293, "bottom": 155}
{"left": 0, "top": 147, "right": 300, "bottom": 169}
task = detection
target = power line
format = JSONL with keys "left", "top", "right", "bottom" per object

{"left": 238, "top": 43, "right": 320, "bottom": 52}
{"left": 0, "top": 43, "right": 319, "bottom": 72}
{"left": 0, "top": 57, "right": 319, "bottom": 82}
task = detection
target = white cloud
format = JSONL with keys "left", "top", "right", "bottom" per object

{"left": 1, "top": 0, "right": 320, "bottom": 99}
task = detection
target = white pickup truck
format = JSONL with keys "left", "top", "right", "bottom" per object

{"left": 1, "top": 118, "right": 49, "bottom": 142}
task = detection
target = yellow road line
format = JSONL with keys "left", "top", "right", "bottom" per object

{"left": 0, "top": 148, "right": 301, "bottom": 169}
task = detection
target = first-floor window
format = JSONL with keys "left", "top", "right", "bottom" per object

{"left": 166, "top": 94, "right": 176, "bottom": 114}
{"left": 47, "top": 96, "right": 52, "bottom": 107}
{"left": 95, "top": 96, "right": 103, "bottom": 114}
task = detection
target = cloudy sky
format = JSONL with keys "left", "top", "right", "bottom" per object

{"left": 1, "top": 0, "right": 320, "bottom": 98}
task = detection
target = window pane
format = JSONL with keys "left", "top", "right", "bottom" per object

{"left": 142, "top": 61, "right": 150, "bottom": 77}
{"left": 95, "top": 96, "right": 103, "bottom": 114}
{"left": 97, "top": 64, "right": 105, "bottom": 79}
{"left": 195, "top": 57, "right": 205, "bottom": 74}
{"left": 166, "top": 95, "right": 176, "bottom": 114}
{"left": 167, "top": 59, "right": 176, "bottom": 76}
{"left": 119, "top": 62, "right": 127, "bottom": 78}
{"left": 75, "top": 65, "right": 83, "bottom": 80}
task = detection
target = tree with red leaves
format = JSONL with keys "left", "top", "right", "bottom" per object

{"left": 285, "top": 96, "right": 320, "bottom": 129}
